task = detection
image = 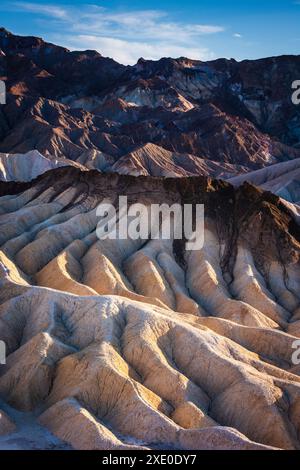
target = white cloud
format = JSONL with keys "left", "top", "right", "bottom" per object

{"left": 233, "top": 33, "right": 243, "bottom": 38}
{"left": 65, "top": 35, "right": 216, "bottom": 65}
{"left": 11, "top": 2, "right": 225, "bottom": 64}
{"left": 13, "top": 1, "right": 67, "bottom": 19}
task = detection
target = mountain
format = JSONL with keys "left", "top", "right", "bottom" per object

{"left": 0, "top": 149, "right": 85, "bottom": 181}
{"left": 110, "top": 142, "right": 249, "bottom": 177}
{"left": 1, "top": 28, "right": 300, "bottom": 451}
{"left": 229, "top": 158, "right": 300, "bottom": 204}
{"left": 0, "top": 168, "right": 300, "bottom": 450}
{"left": 1, "top": 28, "right": 300, "bottom": 180}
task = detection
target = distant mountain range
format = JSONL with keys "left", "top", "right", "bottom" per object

{"left": 1, "top": 27, "right": 300, "bottom": 187}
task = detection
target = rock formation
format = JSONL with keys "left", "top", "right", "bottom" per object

{"left": 1, "top": 28, "right": 300, "bottom": 180}
{"left": 230, "top": 158, "right": 300, "bottom": 204}
{"left": 0, "top": 168, "right": 300, "bottom": 450}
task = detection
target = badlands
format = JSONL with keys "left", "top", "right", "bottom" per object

{"left": 0, "top": 28, "right": 300, "bottom": 451}
{"left": 0, "top": 168, "right": 300, "bottom": 450}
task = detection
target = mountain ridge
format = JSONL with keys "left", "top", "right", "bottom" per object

{"left": 1, "top": 28, "right": 300, "bottom": 180}
{"left": 1, "top": 167, "right": 300, "bottom": 449}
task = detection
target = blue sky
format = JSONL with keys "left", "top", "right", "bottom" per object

{"left": 1, "top": 1, "right": 300, "bottom": 64}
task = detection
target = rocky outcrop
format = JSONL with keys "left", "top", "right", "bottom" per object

{"left": 229, "top": 158, "right": 300, "bottom": 204}
{"left": 0, "top": 150, "right": 85, "bottom": 182}
{"left": 0, "top": 169, "right": 300, "bottom": 450}
{"left": 1, "top": 29, "right": 300, "bottom": 179}
{"left": 111, "top": 143, "right": 248, "bottom": 178}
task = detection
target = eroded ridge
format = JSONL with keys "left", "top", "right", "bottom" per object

{"left": 0, "top": 168, "right": 300, "bottom": 450}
